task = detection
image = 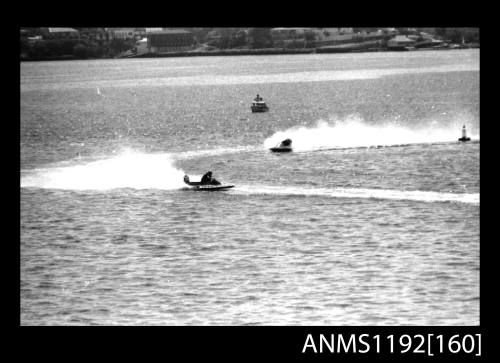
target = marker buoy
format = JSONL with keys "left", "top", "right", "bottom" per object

{"left": 458, "top": 124, "right": 471, "bottom": 142}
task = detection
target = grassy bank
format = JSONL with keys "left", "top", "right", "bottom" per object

{"left": 21, "top": 44, "right": 479, "bottom": 62}
{"left": 132, "top": 47, "right": 315, "bottom": 58}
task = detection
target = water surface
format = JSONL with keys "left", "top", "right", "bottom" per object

{"left": 21, "top": 50, "right": 479, "bottom": 325}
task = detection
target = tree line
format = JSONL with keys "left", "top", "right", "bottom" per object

{"left": 432, "top": 28, "right": 479, "bottom": 43}
{"left": 20, "top": 37, "right": 136, "bottom": 60}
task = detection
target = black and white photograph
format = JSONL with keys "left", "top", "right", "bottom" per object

{"left": 20, "top": 27, "right": 479, "bottom": 333}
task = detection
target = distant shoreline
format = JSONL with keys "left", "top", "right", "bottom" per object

{"left": 20, "top": 45, "right": 479, "bottom": 62}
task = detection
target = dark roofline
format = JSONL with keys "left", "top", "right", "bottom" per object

{"left": 151, "top": 29, "right": 191, "bottom": 34}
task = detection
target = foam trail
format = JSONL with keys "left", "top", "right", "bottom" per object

{"left": 232, "top": 184, "right": 479, "bottom": 205}
{"left": 264, "top": 117, "right": 479, "bottom": 151}
{"left": 174, "top": 145, "right": 263, "bottom": 160}
{"left": 21, "top": 150, "right": 186, "bottom": 191}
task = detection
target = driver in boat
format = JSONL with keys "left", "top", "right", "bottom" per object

{"left": 254, "top": 94, "right": 262, "bottom": 101}
{"left": 201, "top": 171, "right": 221, "bottom": 185}
{"left": 280, "top": 138, "right": 291, "bottom": 147}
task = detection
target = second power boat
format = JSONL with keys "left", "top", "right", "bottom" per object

{"left": 270, "top": 138, "right": 292, "bottom": 152}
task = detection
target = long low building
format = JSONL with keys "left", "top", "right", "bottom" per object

{"left": 147, "top": 29, "right": 195, "bottom": 53}
{"left": 44, "top": 28, "right": 80, "bottom": 39}
{"left": 387, "top": 35, "right": 416, "bottom": 48}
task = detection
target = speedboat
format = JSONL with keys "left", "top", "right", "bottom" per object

{"left": 251, "top": 98, "right": 269, "bottom": 112}
{"left": 270, "top": 138, "right": 292, "bottom": 152}
{"left": 183, "top": 175, "right": 234, "bottom": 191}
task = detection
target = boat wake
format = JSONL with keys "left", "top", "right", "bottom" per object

{"left": 20, "top": 150, "right": 479, "bottom": 205}
{"left": 232, "top": 184, "right": 479, "bottom": 205}
{"left": 173, "top": 145, "right": 263, "bottom": 160}
{"left": 264, "top": 116, "right": 479, "bottom": 152}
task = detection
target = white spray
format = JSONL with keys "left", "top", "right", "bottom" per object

{"left": 21, "top": 150, "right": 186, "bottom": 191}
{"left": 264, "top": 116, "right": 478, "bottom": 152}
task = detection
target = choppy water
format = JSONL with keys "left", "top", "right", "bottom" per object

{"left": 20, "top": 50, "right": 479, "bottom": 325}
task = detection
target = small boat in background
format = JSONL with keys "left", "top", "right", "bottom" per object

{"left": 270, "top": 138, "right": 292, "bottom": 152}
{"left": 458, "top": 124, "right": 471, "bottom": 142}
{"left": 251, "top": 94, "right": 269, "bottom": 112}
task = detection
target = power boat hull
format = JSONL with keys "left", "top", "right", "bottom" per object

{"left": 188, "top": 185, "right": 234, "bottom": 191}
{"left": 270, "top": 147, "right": 292, "bottom": 152}
{"left": 270, "top": 138, "right": 292, "bottom": 152}
{"left": 183, "top": 176, "right": 234, "bottom": 190}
